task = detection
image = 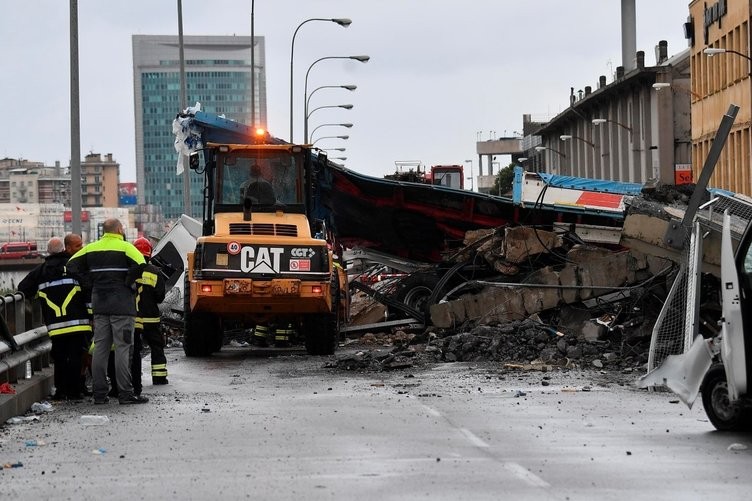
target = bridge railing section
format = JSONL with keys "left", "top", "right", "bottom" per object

{"left": 0, "top": 293, "right": 50, "bottom": 386}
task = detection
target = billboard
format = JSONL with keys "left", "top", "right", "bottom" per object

{"left": 119, "top": 182, "right": 137, "bottom": 206}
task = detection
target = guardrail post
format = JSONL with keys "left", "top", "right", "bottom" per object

{"left": 12, "top": 293, "right": 26, "bottom": 334}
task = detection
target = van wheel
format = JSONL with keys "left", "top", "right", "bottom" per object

{"left": 701, "top": 364, "right": 750, "bottom": 431}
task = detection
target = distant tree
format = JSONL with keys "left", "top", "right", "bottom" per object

{"left": 493, "top": 163, "right": 516, "bottom": 196}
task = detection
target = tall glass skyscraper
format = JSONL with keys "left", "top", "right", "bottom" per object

{"left": 132, "top": 35, "right": 266, "bottom": 219}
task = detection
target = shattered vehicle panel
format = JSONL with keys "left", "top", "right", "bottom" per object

{"left": 638, "top": 210, "right": 752, "bottom": 430}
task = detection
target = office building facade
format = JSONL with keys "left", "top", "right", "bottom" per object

{"left": 132, "top": 35, "right": 266, "bottom": 219}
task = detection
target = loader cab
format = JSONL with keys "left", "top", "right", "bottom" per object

{"left": 200, "top": 143, "right": 311, "bottom": 235}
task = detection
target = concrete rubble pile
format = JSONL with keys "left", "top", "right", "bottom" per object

{"left": 339, "top": 188, "right": 697, "bottom": 372}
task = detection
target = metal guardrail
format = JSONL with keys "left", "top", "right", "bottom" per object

{"left": 0, "top": 293, "right": 51, "bottom": 386}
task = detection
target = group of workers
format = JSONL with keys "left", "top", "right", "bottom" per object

{"left": 18, "top": 218, "right": 167, "bottom": 405}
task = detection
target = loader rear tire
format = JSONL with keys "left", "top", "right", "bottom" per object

{"left": 305, "top": 278, "right": 339, "bottom": 356}
{"left": 182, "top": 274, "right": 221, "bottom": 357}
{"left": 304, "top": 313, "right": 337, "bottom": 355}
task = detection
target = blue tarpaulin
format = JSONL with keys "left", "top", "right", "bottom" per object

{"left": 537, "top": 173, "right": 643, "bottom": 195}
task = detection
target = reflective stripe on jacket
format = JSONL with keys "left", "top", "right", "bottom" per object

{"left": 17, "top": 253, "right": 91, "bottom": 337}
{"left": 135, "top": 263, "right": 165, "bottom": 330}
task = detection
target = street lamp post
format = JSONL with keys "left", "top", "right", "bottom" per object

{"left": 306, "top": 84, "right": 356, "bottom": 116}
{"left": 560, "top": 134, "right": 595, "bottom": 148}
{"left": 703, "top": 47, "right": 752, "bottom": 76}
{"left": 652, "top": 82, "right": 702, "bottom": 100}
{"left": 592, "top": 118, "right": 632, "bottom": 139}
{"left": 177, "top": 0, "right": 191, "bottom": 215}
{"left": 289, "top": 18, "right": 352, "bottom": 142}
{"left": 310, "top": 122, "right": 353, "bottom": 141}
{"left": 312, "top": 135, "right": 349, "bottom": 146}
{"left": 535, "top": 145, "right": 566, "bottom": 174}
{"left": 535, "top": 145, "right": 566, "bottom": 157}
{"left": 464, "top": 159, "right": 473, "bottom": 191}
{"left": 304, "top": 55, "right": 369, "bottom": 142}
{"left": 703, "top": 47, "right": 752, "bottom": 62}
{"left": 305, "top": 104, "right": 353, "bottom": 143}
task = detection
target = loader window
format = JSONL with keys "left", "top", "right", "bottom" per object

{"left": 216, "top": 151, "right": 303, "bottom": 208}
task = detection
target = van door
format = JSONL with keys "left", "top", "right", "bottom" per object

{"left": 723, "top": 211, "right": 750, "bottom": 400}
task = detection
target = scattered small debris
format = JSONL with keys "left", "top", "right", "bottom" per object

{"left": 79, "top": 415, "right": 109, "bottom": 426}
{"left": 31, "top": 401, "right": 54, "bottom": 413}
{"left": 24, "top": 439, "right": 46, "bottom": 447}
{"left": 5, "top": 416, "right": 40, "bottom": 425}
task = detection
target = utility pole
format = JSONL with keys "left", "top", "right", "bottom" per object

{"left": 178, "top": 0, "right": 190, "bottom": 216}
{"left": 251, "top": 0, "right": 255, "bottom": 127}
{"left": 69, "top": 0, "right": 82, "bottom": 235}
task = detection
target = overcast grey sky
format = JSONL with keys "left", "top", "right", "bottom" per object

{"left": 1, "top": 1, "right": 690, "bottom": 182}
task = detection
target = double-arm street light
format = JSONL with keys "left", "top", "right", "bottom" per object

{"left": 289, "top": 18, "right": 352, "bottom": 142}
{"left": 304, "top": 55, "right": 369, "bottom": 142}
{"left": 310, "top": 122, "right": 353, "bottom": 141}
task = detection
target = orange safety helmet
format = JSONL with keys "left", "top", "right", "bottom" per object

{"left": 133, "top": 237, "right": 153, "bottom": 258}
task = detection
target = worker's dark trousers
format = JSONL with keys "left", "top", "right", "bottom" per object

{"left": 133, "top": 324, "right": 167, "bottom": 394}
{"left": 51, "top": 332, "right": 84, "bottom": 398}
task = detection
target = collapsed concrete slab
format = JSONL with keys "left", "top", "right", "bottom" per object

{"left": 429, "top": 247, "right": 656, "bottom": 328}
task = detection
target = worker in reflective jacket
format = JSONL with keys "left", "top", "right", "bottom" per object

{"left": 132, "top": 237, "right": 168, "bottom": 392}
{"left": 67, "top": 218, "right": 148, "bottom": 405}
{"left": 18, "top": 237, "right": 91, "bottom": 401}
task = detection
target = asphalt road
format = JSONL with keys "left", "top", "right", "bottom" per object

{"left": 1, "top": 345, "right": 750, "bottom": 500}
